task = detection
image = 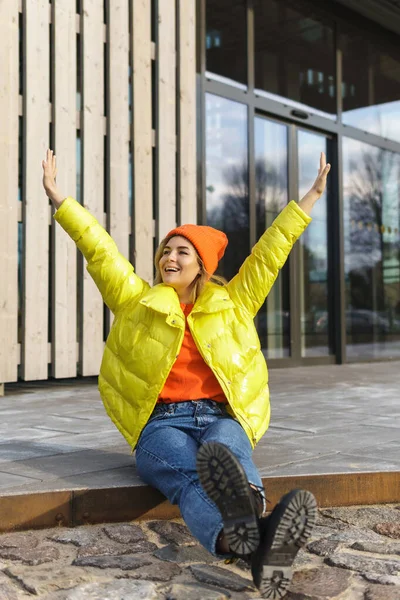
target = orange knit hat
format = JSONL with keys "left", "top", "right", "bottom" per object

{"left": 165, "top": 224, "right": 228, "bottom": 275}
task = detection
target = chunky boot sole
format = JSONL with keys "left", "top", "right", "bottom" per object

{"left": 252, "top": 489, "right": 317, "bottom": 599}
{"left": 196, "top": 442, "right": 260, "bottom": 556}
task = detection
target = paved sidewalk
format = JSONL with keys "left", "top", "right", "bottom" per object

{"left": 0, "top": 505, "right": 399, "bottom": 599}
{"left": 0, "top": 362, "right": 399, "bottom": 530}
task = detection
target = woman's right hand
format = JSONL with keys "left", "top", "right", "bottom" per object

{"left": 42, "top": 149, "right": 65, "bottom": 210}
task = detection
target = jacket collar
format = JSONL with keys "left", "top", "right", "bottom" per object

{"left": 139, "top": 283, "right": 234, "bottom": 315}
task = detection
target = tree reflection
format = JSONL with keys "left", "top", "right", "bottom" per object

{"left": 207, "top": 159, "right": 287, "bottom": 280}
{"left": 345, "top": 147, "right": 400, "bottom": 337}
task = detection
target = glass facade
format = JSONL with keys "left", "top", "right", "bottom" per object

{"left": 343, "top": 138, "right": 400, "bottom": 359}
{"left": 202, "top": 0, "right": 400, "bottom": 364}
{"left": 205, "top": 94, "right": 249, "bottom": 281}
{"left": 254, "top": 0, "right": 336, "bottom": 119}
{"left": 205, "top": 0, "right": 247, "bottom": 87}
{"left": 341, "top": 26, "right": 400, "bottom": 143}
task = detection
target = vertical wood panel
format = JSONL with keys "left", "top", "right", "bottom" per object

{"left": 0, "top": 0, "right": 19, "bottom": 383}
{"left": 52, "top": 0, "right": 77, "bottom": 378}
{"left": 108, "top": 0, "right": 130, "bottom": 260}
{"left": 132, "top": 0, "right": 153, "bottom": 283}
{"left": 157, "top": 0, "right": 176, "bottom": 239}
{"left": 178, "top": 0, "right": 197, "bottom": 225}
{"left": 81, "top": 0, "right": 104, "bottom": 375}
{"left": 22, "top": 0, "right": 50, "bottom": 380}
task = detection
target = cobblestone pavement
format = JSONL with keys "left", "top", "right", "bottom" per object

{"left": 0, "top": 504, "right": 399, "bottom": 599}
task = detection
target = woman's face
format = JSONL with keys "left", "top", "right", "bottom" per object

{"left": 159, "top": 236, "right": 201, "bottom": 298}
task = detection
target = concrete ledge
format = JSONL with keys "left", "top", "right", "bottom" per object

{"left": 1, "top": 470, "right": 398, "bottom": 533}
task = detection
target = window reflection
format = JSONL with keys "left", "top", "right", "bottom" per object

{"left": 255, "top": 118, "right": 290, "bottom": 358}
{"left": 343, "top": 138, "right": 400, "bottom": 359}
{"left": 205, "top": 94, "right": 249, "bottom": 281}
{"left": 298, "top": 131, "right": 332, "bottom": 357}
{"left": 342, "top": 28, "right": 400, "bottom": 142}
{"left": 254, "top": 0, "right": 336, "bottom": 119}
{"left": 206, "top": 0, "right": 247, "bottom": 87}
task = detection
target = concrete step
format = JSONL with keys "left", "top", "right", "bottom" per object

{"left": 1, "top": 470, "right": 399, "bottom": 533}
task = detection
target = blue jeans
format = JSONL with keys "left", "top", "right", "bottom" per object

{"left": 135, "top": 399, "right": 264, "bottom": 556}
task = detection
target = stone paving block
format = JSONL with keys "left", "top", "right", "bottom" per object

{"left": 0, "top": 572, "right": 20, "bottom": 600}
{"left": 73, "top": 554, "right": 152, "bottom": 570}
{"left": 4, "top": 565, "right": 97, "bottom": 596}
{"left": 350, "top": 540, "right": 400, "bottom": 555}
{"left": 102, "top": 523, "right": 146, "bottom": 544}
{"left": 363, "top": 572, "right": 400, "bottom": 586}
{"left": 153, "top": 543, "right": 216, "bottom": 564}
{"left": 119, "top": 558, "right": 182, "bottom": 581}
{"left": 0, "top": 543, "right": 60, "bottom": 565}
{"left": 364, "top": 583, "right": 400, "bottom": 600}
{"left": 76, "top": 538, "right": 157, "bottom": 558}
{"left": 325, "top": 550, "right": 400, "bottom": 576}
{"left": 147, "top": 520, "right": 195, "bottom": 545}
{"left": 289, "top": 566, "right": 352, "bottom": 599}
{"left": 0, "top": 532, "right": 39, "bottom": 549}
{"left": 189, "top": 563, "right": 254, "bottom": 592}
{"left": 48, "top": 527, "right": 103, "bottom": 547}
{"left": 42, "top": 579, "right": 158, "bottom": 599}
{"left": 165, "top": 583, "right": 231, "bottom": 599}
{"left": 374, "top": 522, "right": 400, "bottom": 539}
{"left": 307, "top": 538, "right": 341, "bottom": 557}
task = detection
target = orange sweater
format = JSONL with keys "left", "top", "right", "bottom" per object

{"left": 158, "top": 303, "right": 226, "bottom": 403}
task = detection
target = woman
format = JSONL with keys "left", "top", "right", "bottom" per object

{"left": 42, "top": 149, "right": 330, "bottom": 599}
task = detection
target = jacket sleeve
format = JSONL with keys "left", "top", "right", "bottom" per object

{"left": 54, "top": 197, "right": 147, "bottom": 314}
{"left": 226, "top": 201, "right": 311, "bottom": 318}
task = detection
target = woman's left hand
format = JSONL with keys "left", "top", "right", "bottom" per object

{"left": 298, "top": 152, "right": 331, "bottom": 216}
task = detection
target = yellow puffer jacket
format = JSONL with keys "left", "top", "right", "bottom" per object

{"left": 55, "top": 198, "right": 311, "bottom": 449}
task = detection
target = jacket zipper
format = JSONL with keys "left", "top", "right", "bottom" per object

{"left": 188, "top": 319, "right": 257, "bottom": 446}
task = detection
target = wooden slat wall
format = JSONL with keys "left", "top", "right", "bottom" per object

{"left": 178, "top": 0, "right": 197, "bottom": 225}
{"left": 22, "top": 0, "right": 50, "bottom": 381}
{"left": 157, "top": 0, "right": 177, "bottom": 240}
{"left": 52, "top": 0, "right": 77, "bottom": 378}
{"left": 80, "top": 0, "right": 105, "bottom": 375}
{"left": 107, "top": 0, "right": 130, "bottom": 264}
{"left": 132, "top": 0, "right": 153, "bottom": 284}
{"left": 0, "top": 0, "right": 19, "bottom": 384}
{"left": 1, "top": 0, "right": 197, "bottom": 386}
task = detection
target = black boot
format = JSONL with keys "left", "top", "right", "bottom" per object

{"left": 196, "top": 441, "right": 261, "bottom": 556}
{"left": 251, "top": 489, "right": 317, "bottom": 599}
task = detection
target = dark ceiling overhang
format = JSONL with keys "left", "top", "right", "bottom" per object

{"left": 333, "top": 0, "right": 400, "bottom": 35}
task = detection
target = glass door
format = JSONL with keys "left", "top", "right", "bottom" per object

{"left": 255, "top": 116, "right": 335, "bottom": 362}
{"left": 255, "top": 117, "right": 290, "bottom": 358}
{"left": 298, "top": 129, "right": 333, "bottom": 358}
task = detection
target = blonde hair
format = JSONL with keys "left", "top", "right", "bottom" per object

{"left": 154, "top": 237, "right": 227, "bottom": 303}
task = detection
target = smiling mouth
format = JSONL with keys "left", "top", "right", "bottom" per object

{"left": 164, "top": 268, "right": 180, "bottom": 273}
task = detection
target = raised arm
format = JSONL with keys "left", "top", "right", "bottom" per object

{"left": 298, "top": 151, "right": 331, "bottom": 216}
{"left": 227, "top": 152, "right": 330, "bottom": 317}
{"left": 42, "top": 150, "right": 147, "bottom": 314}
